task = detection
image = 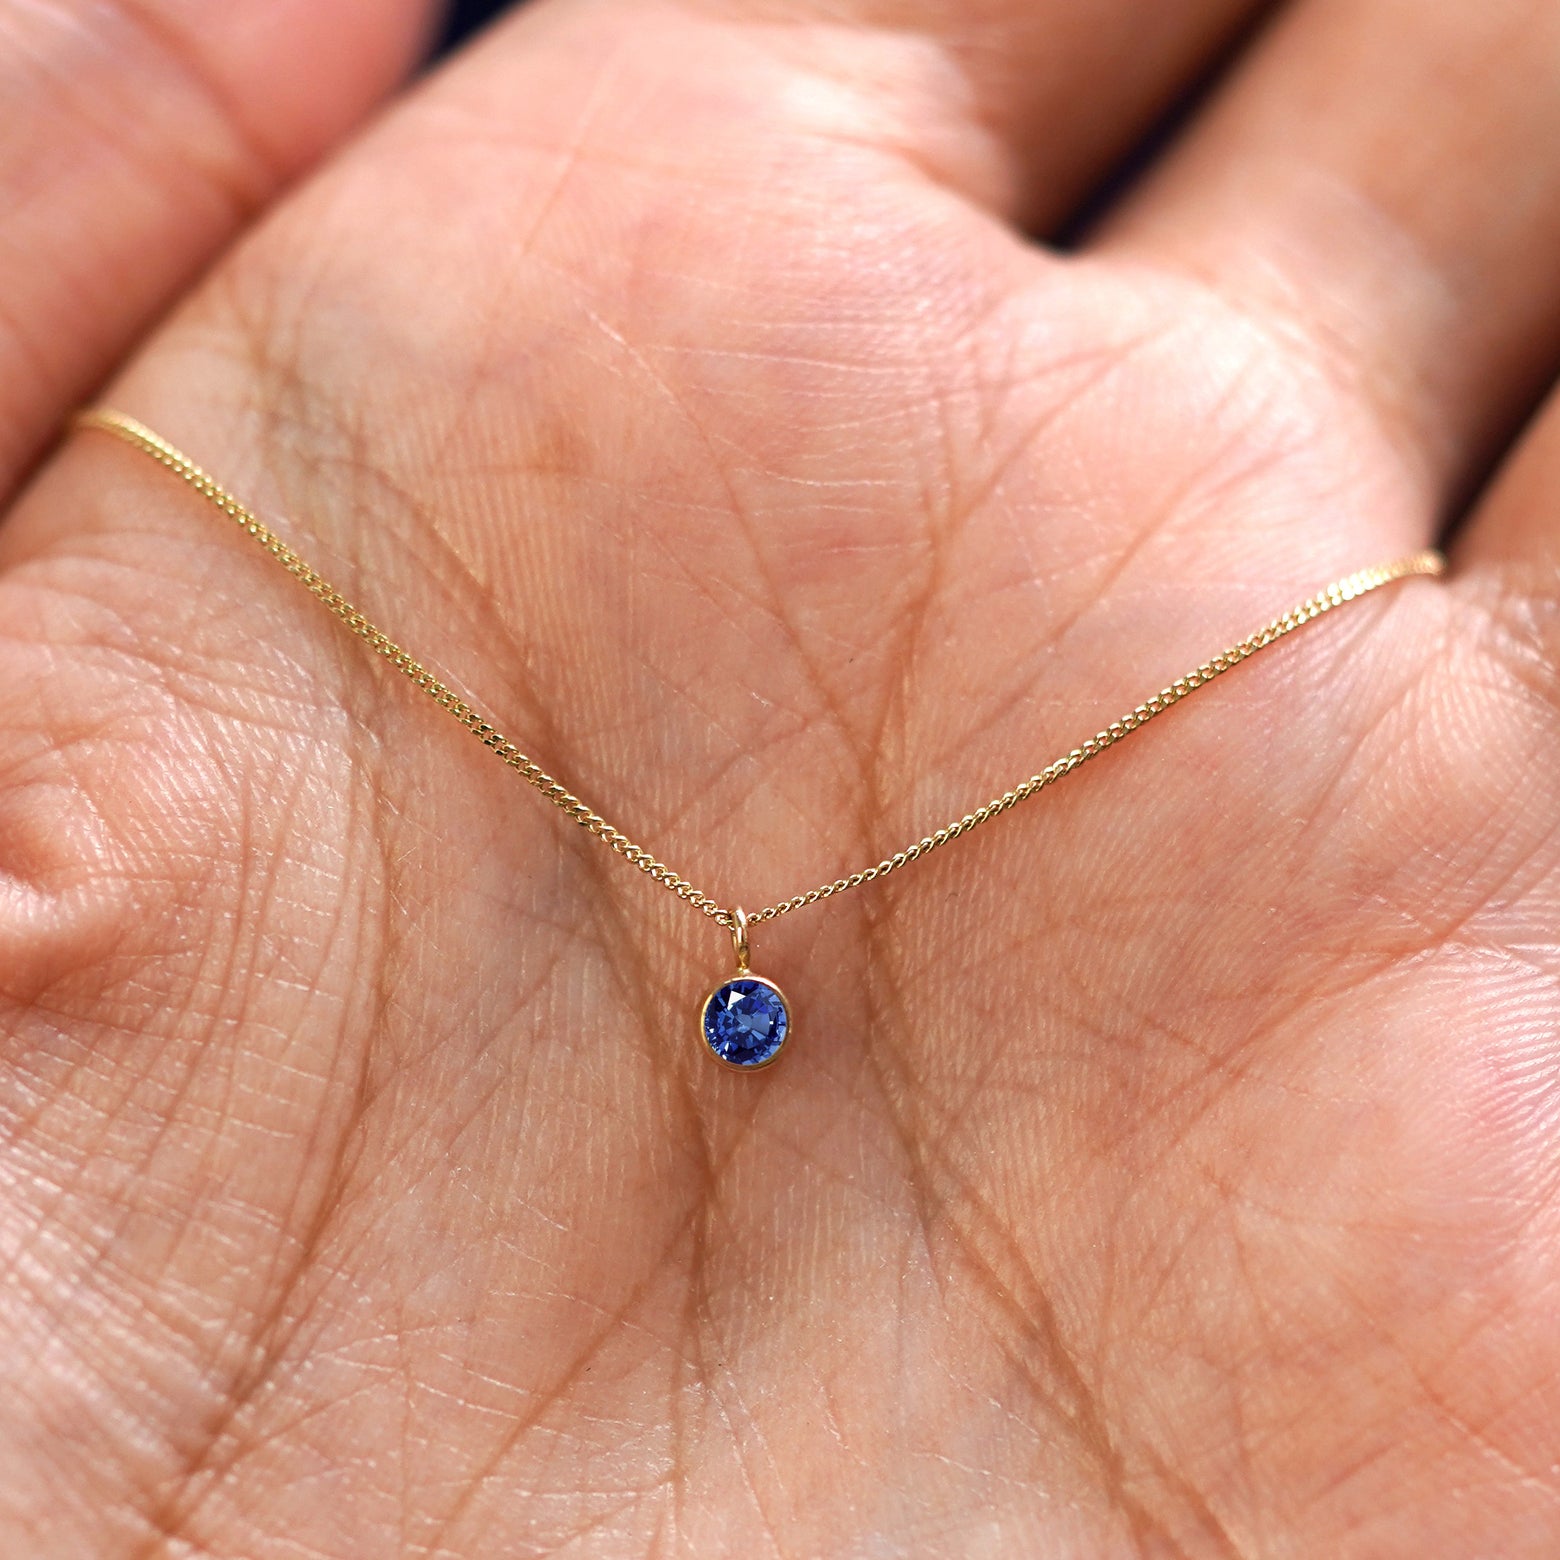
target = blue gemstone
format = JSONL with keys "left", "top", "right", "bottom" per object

{"left": 702, "top": 977, "right": 790, "bottom": 1069}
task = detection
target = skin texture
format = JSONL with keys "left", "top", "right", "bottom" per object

{"left": 2, "top": 0, "right": 1560, "bottom": 1553}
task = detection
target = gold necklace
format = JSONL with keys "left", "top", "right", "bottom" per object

{"left": 75, "top": 408, "right": 1444, "bottom": 1072}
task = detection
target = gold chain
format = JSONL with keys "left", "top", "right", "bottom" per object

{"left": 75, "top": 408, "right": 1444, "bottom": 933}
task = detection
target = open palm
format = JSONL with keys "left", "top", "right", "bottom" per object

{"left": 4, "top": 0, "right": 1560, "bottom": 1553}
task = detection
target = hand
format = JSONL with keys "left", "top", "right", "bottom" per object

{"left": 4, "top": 1, "right": 1559, "bottom": 1553}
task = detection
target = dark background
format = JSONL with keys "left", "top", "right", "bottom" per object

{"left": 438, "top": 0, "right": 517, "bottom": 55}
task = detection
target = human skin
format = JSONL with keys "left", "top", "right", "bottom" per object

{"left": 3, "top": 0, "right": 1560, "bottom": 1553}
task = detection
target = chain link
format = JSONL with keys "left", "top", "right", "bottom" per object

{"left": 76, "top": 408, "right": 1443, "bottom": 933}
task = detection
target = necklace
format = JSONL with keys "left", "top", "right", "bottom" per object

{"left": 75, "top": 408, "right": 1444, "bottom": 1072}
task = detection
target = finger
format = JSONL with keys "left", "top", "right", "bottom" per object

{"left": 678, "top": 0, "right": 1269, "bottom": 227}
{"left": 1095, "top": 0, "right": 1560, "bottom": 503}
{"left": 1455, "top": 383, "right": 1560, "bottom": 652}
{"left": 0, "top": 0, "right": 440, "bottom": 502}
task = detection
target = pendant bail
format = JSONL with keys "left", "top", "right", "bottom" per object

{"left": 729, "top": 907, "right": 751, "bottom": 973}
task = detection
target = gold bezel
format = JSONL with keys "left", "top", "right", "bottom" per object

{"left": 698, "top": 972, "right": 792, "bottom": 1072}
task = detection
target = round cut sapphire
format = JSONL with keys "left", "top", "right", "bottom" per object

{"left": 702, "top": 977, "right": 790, "bottom": 1069}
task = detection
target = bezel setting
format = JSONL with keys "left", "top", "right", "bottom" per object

{"left": 699, "top": 973, "right": 792, "bottom": 1071}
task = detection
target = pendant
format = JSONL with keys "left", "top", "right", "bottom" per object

{"left": 700, "top": 908, "right": 791, "bottom": 1071}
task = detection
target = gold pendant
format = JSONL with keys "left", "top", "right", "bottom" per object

{"left": 698, "top": 908, "right": 791, "bottom": 1070}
